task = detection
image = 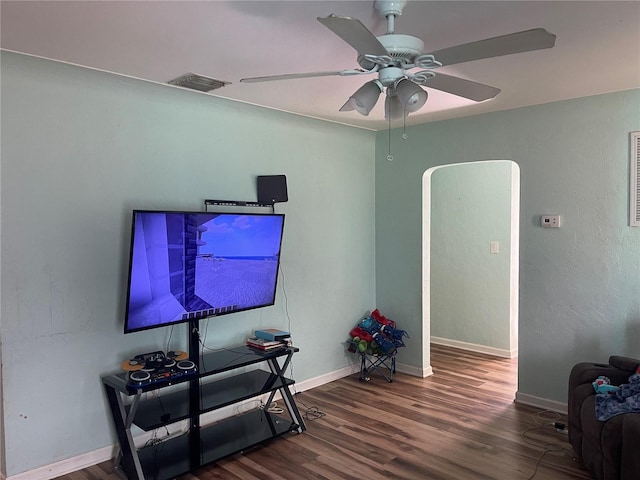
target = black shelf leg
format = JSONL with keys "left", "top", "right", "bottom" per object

{"left": 104, "top": 384, "right": 145, "bottom": 480}
{"left": 266, "top": 354, "right": 306, "bottom": 433}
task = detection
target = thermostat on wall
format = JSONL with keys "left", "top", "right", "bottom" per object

{"left": 541, "top": 215, "right": 561, "bottom": 228}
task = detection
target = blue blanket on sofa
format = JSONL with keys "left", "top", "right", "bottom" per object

{"left": 596, "top": 373, "right": 640, "bottom": 421}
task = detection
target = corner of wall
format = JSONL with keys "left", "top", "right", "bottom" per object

{"left": 0, "top": 153, "right": 5, "bottom": 478}
{"left": 514, "top": 391, "right": 567, "bottom": 415}
{"left": 0, "top": 353, "right": 5, "bottom": 480}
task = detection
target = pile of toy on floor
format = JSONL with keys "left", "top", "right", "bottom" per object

{"left": 593, "top": 366, "right": 640, "bottom": 421}
{"left": 347, "top": 309, "right": 408, "bottom": 356}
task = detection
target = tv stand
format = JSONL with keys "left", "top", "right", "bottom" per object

{"left": 102, "top": 341, "right": 305, "bottom": 480}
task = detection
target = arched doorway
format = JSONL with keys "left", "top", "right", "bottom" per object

{"left": 422, "top": 160, "right": 520, "bottom": 374}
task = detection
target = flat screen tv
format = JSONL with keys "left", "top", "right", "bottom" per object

{"left": 124, "top": 210, "right": 285, "bottom": 334}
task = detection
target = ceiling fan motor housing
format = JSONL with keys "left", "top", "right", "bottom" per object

{"left": 378, "top": 34, "right": 425, "bottom": 62}
{"left": 357, "top": 33, "right": 425, "bottom": 69}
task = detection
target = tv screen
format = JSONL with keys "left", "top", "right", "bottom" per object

{"left": 124, "top": 210, "right": 285, "bottom": 333}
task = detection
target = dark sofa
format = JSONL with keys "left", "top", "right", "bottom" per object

{"left": 568, "top": 356, "right": 640, "bottom": 480}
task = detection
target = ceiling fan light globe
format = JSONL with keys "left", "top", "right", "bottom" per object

{"left": 339, "top": 100, "right": 355, "bottom": 112}
{"left": 405, "top": 91, "right": 427, "bottom": 111}
{"left": 350, "top": 97, "right": 373, "bottom": 115}
{"left": 348, "top": 80, "right": 383, "bottom": 115}
{"left": 396, "top": 79, "right": 427, "bottom": 113}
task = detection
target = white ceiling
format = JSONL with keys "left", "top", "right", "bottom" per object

{"left": 2, "top": 1, "right": 639, "bottom": 131}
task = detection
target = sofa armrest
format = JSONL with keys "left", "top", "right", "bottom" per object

{"left": 569, "top": 362, "right": 622, "bottom": 392}
{"left": 609, "top": 356, "right": 640, "bottom": 373}
{"left": 621, "top": 414, "right": 640, "bottom": 480}
{"left": 567, "top": 360, "right": 637, "bottom": 459}
{"left": 569, "top": 361, "right": 637, "bottom": 393}
{"left": 568, "top": 383, "right": 595, "bottom": 456}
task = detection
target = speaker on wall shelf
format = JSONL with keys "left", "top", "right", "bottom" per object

{"left": 257, "top": 175, "right": 288, "bottom": 204}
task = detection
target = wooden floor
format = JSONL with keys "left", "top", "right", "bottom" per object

{"left": 57, "top": 344, "right": 590, "bottom": 480}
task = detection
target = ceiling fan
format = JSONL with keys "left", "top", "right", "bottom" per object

{"left": 240, "top": 0, "right": 556, "bottom": 120}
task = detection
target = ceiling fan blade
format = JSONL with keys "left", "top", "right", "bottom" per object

{"left": 424, "top": 73, "right": 501, "bottom": 102}
{"left": 429, "top": 28, "right": 556, "bottom": 66}
{"left": 318, "top": 15, "right": 389, "bottom": 56}
{"left": 240, "top": 69, "right": 365, "bottom": 83}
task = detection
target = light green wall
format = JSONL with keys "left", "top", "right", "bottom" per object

{"left": 430, "top": 161, "right": 513, "bottom": 351}
{"left": 375, "top": 89, "right": 640, "bottom": 403}
{"left": 2, "top": 48, "right": 639, "bottom": 478}
{"left": 0, "top": 72, "right": 4, "bottom": 470}
{"left": 0, "top": 51, "right": 375, "bottom": 476}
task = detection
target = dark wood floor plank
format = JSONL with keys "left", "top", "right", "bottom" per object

{"left": 54, "top": 344, "right": 590, "bottom": 480}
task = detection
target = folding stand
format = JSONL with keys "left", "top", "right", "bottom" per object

{"left": 358, "top": 351, "right": 396, "bottom": 383}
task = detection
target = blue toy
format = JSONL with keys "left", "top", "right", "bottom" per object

{"left": 593, "top": 375, "right": 619, "bottom": 394}
{"left": 358, "top": 316, "right": 408, "bottom": 348}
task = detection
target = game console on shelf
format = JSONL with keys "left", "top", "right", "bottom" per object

{"left": 121, "top": 350, "right": 196, "bottom": 387}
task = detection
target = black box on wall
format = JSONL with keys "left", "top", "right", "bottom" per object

{"left": 257, "top": 175, "right": 288, "bottom": 204}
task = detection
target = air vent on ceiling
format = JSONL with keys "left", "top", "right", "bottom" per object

{"left": 631, "top": 131, "right": 640, "bottom": 227}
{"left": 168, "top": 73, "right": 230, "bottom": 92}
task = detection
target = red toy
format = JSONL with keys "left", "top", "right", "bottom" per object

{"left": 371, "top": 308, "right": 396, "bottom": 328}
{"left": 349, "top": 326, "right": 373, "bottom": 343}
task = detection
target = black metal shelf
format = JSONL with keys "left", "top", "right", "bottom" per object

{"left": 200, "top": 409, "right": 297, "bottom": 465}
{"left": 136, "top": 434, "right": 191, "bottom": 480}
{"left": 198, "top": 345, "right": 298, "bottom": 377}
{"left": 129, "top": 370, "right": 295, "bottom": 431}
{"left": 103, "top": 342, "right": 305, "bottom": 480}
{"left": 136, "top": 409, "right": 296, "bottom": 480}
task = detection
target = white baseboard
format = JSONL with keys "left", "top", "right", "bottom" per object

{"left": 514, "top": 391, "right": 567, "bottom": 415}
{"left": 431, "top": 336, "right": 517, "bottom": 359}
{"left": 396, "top": 361, "right": 433, "bottom": 378}
{"left": 6, "top": 445, "right": 115, "bottom": 480}
{"left": 294, "top": 364, "right": 358, "bottom": 393}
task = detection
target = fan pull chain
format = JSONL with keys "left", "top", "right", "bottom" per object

{"left": 402, "top": 114, "right": 408, "bottom": 140}
{"left": 387, "top": 109, "right": 410, "bottom": 162}
{"left": 387, "top": 102, "right": 393, "bottom": 161}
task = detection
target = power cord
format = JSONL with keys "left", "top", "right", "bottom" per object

{"left": 164, "top": 324, "right": 174, "bottom": 356}
{"left": 302, "top": 406, "right": 325, "bottom": 421}
{"left": 523, "top": 410, "right": 580, "bottom": 480}
{"left": 279, "top": 264, "right": 293, "bottom": 333}
{"left": 259, "top": 401, "right": 285, "bottom": 414}
{"left": 294, "top": 393, "right": 326, "bottom": 421}
{"left": 259, "top": 394, "right": 326, "bottom": 421}
{"left": 143, "top": 423, "right": 170, "bottom": 448}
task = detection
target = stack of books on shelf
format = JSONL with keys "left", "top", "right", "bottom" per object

{"left": 246, "top": 328, "right": 291, "bottom": 351}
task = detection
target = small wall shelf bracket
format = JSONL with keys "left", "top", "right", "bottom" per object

{"left": 203, "top": 199, "right": 274, "bottom": 213}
